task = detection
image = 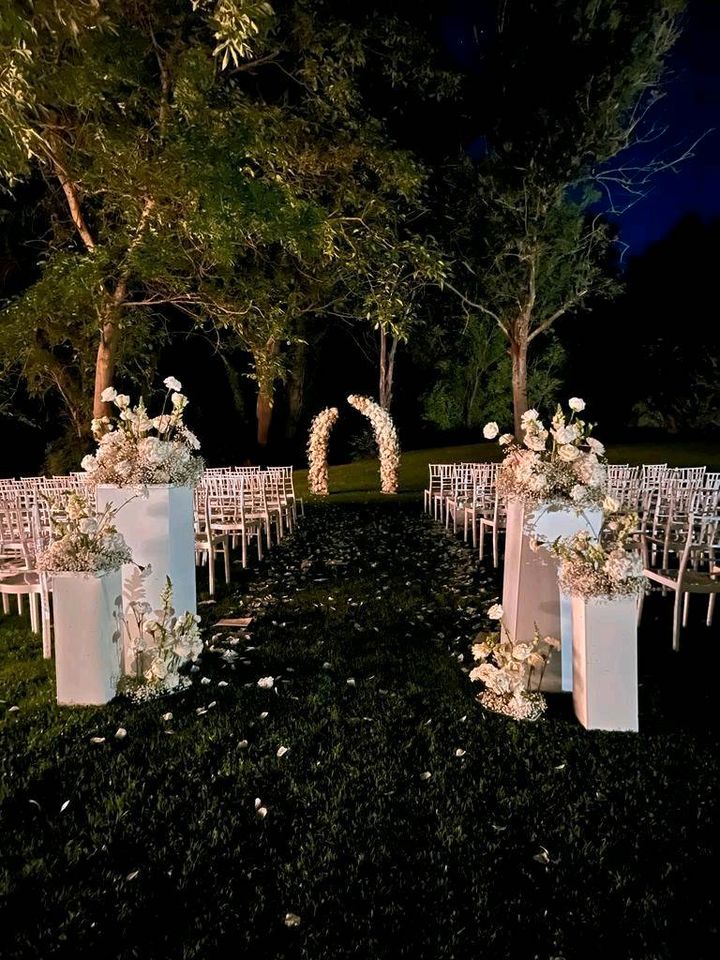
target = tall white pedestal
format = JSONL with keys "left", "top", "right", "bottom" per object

{"left": 571, "top": 595, "right": 639, "bottom": 732}
{"left": 501, "top": 500, "right": 601, "bottom": 692}
{"left": 96, "top": 485, "right": 197, "bottom": 673}
{"left": 53, "top": 570, "right": 123, "bottom": 705}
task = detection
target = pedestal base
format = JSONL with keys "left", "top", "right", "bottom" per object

{"left": 501, "top": 500, "right": 602, "bottom": 692}
{"left": 571, "top": 595, "right": 639, "bottom": 732}
{"left": 96, "top": 485, "right": 197, "bottom": 673}
{"left": 53, "top": 571, "right": 123, "bottom": 705}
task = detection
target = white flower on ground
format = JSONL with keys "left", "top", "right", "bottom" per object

{"left": 100, "top": 387, "right": 117, "bottom": 403}
{"left": 284, "top": 913, "right": 301, "bottom": 928}
{"left": 257, "top": 676, "right": 274, "bottom": 689}
{"left": 483, "top": 421, "right": 499, "bottom": 440}
{"left": 163, "top": 376, "right": 182, "bottom": 392}
{"left": 472, "top": 641, "right": 491, "bottom": 660}
{"left": 487, "top": 603, "right": 503, "bottom": 621}
{"left": 276, "top": 745, "right": 289, "bottom": 758}
{"left": 569, "top": 397, "right": 586, "bottom": 412}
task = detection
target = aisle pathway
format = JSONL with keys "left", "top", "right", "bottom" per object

{"left": 210, "top": 502, "right": 493, "bottom": 697}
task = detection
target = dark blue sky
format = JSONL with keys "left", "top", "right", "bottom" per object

{"left": 615, "top": 0, "right": 720, "bottom": 254}
{"left": 442, "top": 0, "right": 720, "bottom": 257}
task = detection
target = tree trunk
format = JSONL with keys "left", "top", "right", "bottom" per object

{"left": 379, "top": 327, "right": 397, "bottom": 411}
{"left": 92, "top": 314, "right": 119, "bottom": 419}
{"left": 256, "top": 381, "right": 274, "bottom": 448}
{"left": 256, "top": 337, "right": 280, "bottom": 447}
{"left": 510, "top": 332, "right": 529, "bottom": 438}
{"left": 285, "top": 340, "right": 307, "bottom": 439}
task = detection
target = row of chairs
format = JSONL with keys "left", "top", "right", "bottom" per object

{"left": 424, "top": 462, "right": 505, "bottom": 566}
{"left": 0, "top": 466, "right": 302, "bottom": 657}
{"left": 425, "top": 460, "right": 720, "bottom": 649}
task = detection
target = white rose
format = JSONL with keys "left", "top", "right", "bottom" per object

{"left": 472, "top": 641, "right": 492, "bottom": 660}
{"left": 521, "top": 409, "right": 540, "bottom": 423}
{"left": 524, "top": 431, "right": 548, "bottom": 452}
{"left": 602, "top": 495, "right": 620, "bottom": 514}
{"left": 115, "top": 394, "right": 131, "bottom": 409}
{"left": 487, "top": 603, "right": 504, "bottom": 621}
{"left": 483, "top": 421, "right": 499, "bottom": 440}
{"left": 163, "top": 376, "right": 182, "bottom": 392}
{"left": 100, "top": 387, "right": 117, "bottom": 403}
{"left": 498, "top": 433, "right": 514, "bottom": 446}
{"left": 553, "top": 424, "right": 578, "bottom": 445}
{"left": 557, "top": 443, "right": 580, "bottom": 462}
{"left": 512, "top": 643, "right": 533, "bottom": 661}
{"left": 257, "top": 676, "right": 274, "bottom": 689}
{"left": 569, "top": 397, "right": 585, "bottom": 412}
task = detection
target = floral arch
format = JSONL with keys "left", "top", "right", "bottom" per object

{"left": 307, "top": 396, "right": 400, "bottom": 496}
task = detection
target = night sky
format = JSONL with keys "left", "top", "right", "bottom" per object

{"left": 442, "top": 0, "right": 720, "bottom": 257}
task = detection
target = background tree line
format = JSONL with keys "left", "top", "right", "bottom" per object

{"left": 1, "top": 0, "right": 709, "bottom": 473}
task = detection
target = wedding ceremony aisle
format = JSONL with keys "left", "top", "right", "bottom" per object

{"left": 1, "top": 503, "right": 717, "bottom": 959}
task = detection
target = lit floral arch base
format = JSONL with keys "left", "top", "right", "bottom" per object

{"left": 307, "top": 406, "right": 340, "bottom": 495}
{"left": 347, "top": 394, "right": 400, "bottom": 495}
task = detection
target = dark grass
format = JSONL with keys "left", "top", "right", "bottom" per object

{"left": 1, "top": 503, "right": 719, "bottom": 959}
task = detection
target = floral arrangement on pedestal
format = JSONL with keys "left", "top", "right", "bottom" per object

{"left": 484, "top": 398, "right": 608, "bottom": 510}
{"left": 469, "top": 603, "right": 559, "bottom": 721}
{"left": 122, "top": 577, "right": 203, "bottom": 699}
{"left": 347, "top": 394, "right": 400, "bottom": 494}
{"left": 38, "top": 493, "right": 132, "bottom": 574}
{"left": 307, "top": 406, "right": 339, "bottom": 496}
{"left": 80, "top": 376, "right": 204, "bottom": 488}
{"left": 550, "top": 510, "right": 646, "bottom": 601}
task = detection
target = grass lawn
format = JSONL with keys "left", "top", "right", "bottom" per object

{"left": 293, "top": 438, "right": 720, "bottom": 502}
{"left": 1, "top": 501, "right": 718, "bottom": 958}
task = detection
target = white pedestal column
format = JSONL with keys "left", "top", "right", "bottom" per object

{"left": 95, "top": 485, "right": 197, "bottom": 673}
{"left": 53, "top": 570, "right": 123, "bottom": 705}
{"left": 571, "top": 595, "right": 639, "bottom": 732}
{"left": 501, "top": 500, "right": 602, "bottom": 692}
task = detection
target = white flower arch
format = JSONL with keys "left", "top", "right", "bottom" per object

{"left": 346, "top": 395, "right": 400, "bottom": 494}
{"left": 307, "top": 406, "right": 339, "bottom": 495}
{"left": 306, "top": 398, "right": 401, "bottom": 496}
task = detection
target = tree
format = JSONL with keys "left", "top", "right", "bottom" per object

{"left": 1, "top": 0, "right": 331, "bottom": 435}
{"left": 421, "top": 313, "right": 565, "bottom": 432}
{"left": 446, "top": 0, "right": 687, "bottom": 435}
{"left": 0, "top": 0, "right": 445, "bottom": 452}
